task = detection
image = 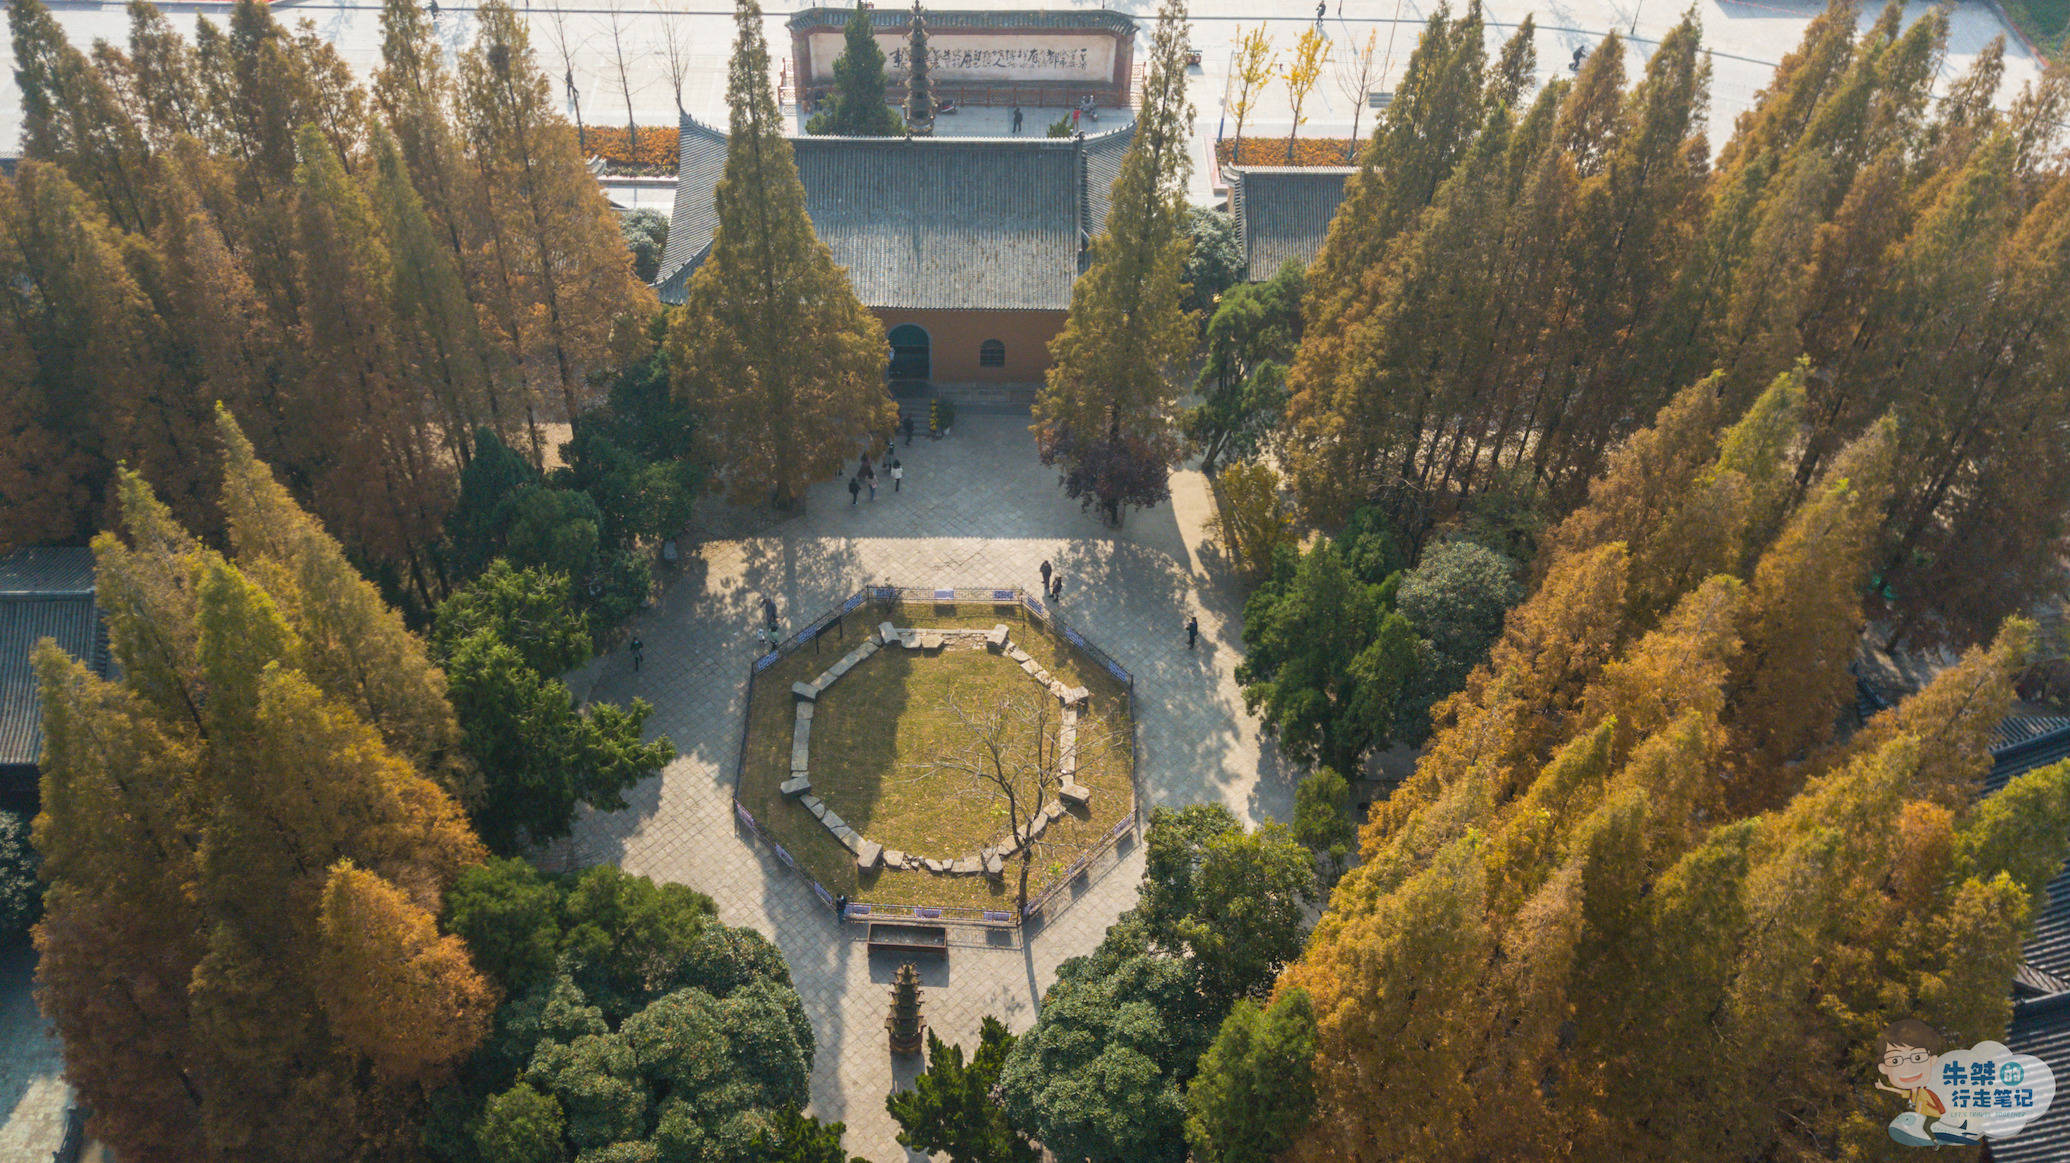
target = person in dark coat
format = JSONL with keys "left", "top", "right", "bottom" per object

{"left": 1011, "top": 105, "right": 1024, "bottom": 133}
{"left": 1186, "top": 615, "right": 1199, "bottom": 650}
{"left": 1040, "top": 559, "right": 1053, "bottom": 592}
{"left": 630, "top": 635, "right": 644, "bottom": 670}
{"left": 903, "top": 414, "right": 915, "bottom": 445}
{"left": 848, "top": 476, "right": 862, "bottom": 505}
{"left": 1050, "top": 573, "right": 1063, "bottom": 602}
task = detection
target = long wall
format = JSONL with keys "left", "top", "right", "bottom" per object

{"left": 873, "top": 307, "right": 1064, "bottom": 388}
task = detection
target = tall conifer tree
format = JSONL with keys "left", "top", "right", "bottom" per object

{"left": 1032, "top": 0, "right": 1194, "bottom": 523}
{"left": 810, "top": 3, "right": 901, "bottom": 136}
{"left": 8, "top": 0, "right": 153, "bottom": 231}
{"left": 1276, "top": 378, "right": 2070, "bottom": 1159}
{"left": 666, "top": 0, "right": 894, "bottom": 509}
{"left": 458, "top": 0, "right": 651, "bottom": 424}
{"left": 35, "top": 412, "right": 490, "bottom": 1161}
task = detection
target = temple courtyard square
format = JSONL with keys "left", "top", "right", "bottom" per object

{"left": 569, "top": 406, "right": 1295, "bottom": 1162}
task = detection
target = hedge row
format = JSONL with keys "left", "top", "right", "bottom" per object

{"left": 582, "top": 125, "right": 680, "bottom": 169}
{"left": 1218, "top": 137, "right": 1359, "bottom": 167}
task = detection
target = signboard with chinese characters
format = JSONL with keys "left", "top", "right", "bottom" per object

{"left": 802, "top": 30, "right": 1116, "bottom": 84}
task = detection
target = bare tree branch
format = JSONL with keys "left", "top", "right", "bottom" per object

{"left": 917, "top": 686, "right": 1129, "bottom": 915}
{"left": 656, "top": 0, "right": 693, "bottom": 114}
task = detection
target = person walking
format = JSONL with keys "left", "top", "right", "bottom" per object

{"left": 848, "top": 476, "right": 862, "bottom": 505}
{"left": 1071, "top": 106, "right": 1081, "bottom": 131}
{"left": 1050, "top": 572, "right": 1063, "bottom": 602}
{"left": 1011, "top": 105, "right": 1023, "bottom": 133}
{"left": 863, "top": 463, "right": 877, "bottom": 501}
{"left": 630, "top": 635, "right": 644, "bottom": 671}
{"left": 890, "top": 458, "right": 903, "bottom": 492}
{"left": 762, "top": 595, "right": 779, "bottom": 629}
{"left": 903, "top": 414, "right": 915, "bottom": 445}
{"left": 1185, "top": 615, "right": 1199, "bottom": 650}
{"left": 1039, "top": 559, "right": 1053, "bottom": 593}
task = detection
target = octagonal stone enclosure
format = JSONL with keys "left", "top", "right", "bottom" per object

{"left": 737, "top": 600, "right": 1134, "bottom": 912}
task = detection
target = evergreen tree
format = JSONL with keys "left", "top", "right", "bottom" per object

{"left": 1237, "top": 540, "right": 1419, "bottom": 774}
{"left": 998, "top": 928, "right": 1212, "bottom": 1163}
{"left": 666, "top": 0, "right": 895, "bottom": 509}
{"left": 1185, "top": 990, "right": 1318, "bottom": 1163}
{"left": 809, "top": 3, "right": 901, "bottom": 136}
{"left": 887, "top": 1018, "right": 1035, "bottom": 1163}
{"left": 1184, "top": 259, "right": 1300, "bottom": 474}
{"left": 35, "top": 417, "right": 489, "bottom": 1161}
{"left": 429, "top": 862, "right": 814, "bottom": 1163}
{"left": 756, "top": 1108, "right": 868, "bottom": 1163}
{"left": 443, "top": 627, "right": 674, "bottom": 852}
{"left": 1032, "top": 0, "right": 1194, "bottom": 523}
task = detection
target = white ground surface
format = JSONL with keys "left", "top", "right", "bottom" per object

{"left": 1, "top": 0, "right": 2045, "bottom": 208}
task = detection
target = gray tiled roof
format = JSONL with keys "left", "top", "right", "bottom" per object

{"left": 1225, "top": 165, "right": 1357, "bottom": 280}
{"left": 1976, "top": 712, "right": 2070, "bottom": 1162}
{"left": 2025, "top": 862, "right": 2070, "bottom": 984}
{"left": 1994, "top": 992, "right": 2070, "bottom": 1162}
{"left": 1082, "top": 123, "right": 1129, "bottom": 246}
{"left": 0, "top": 547, "right": 93, "bottom": 595}
{"left": 659, "top": 115, "right": 1135, "bottom": 312}
{"left": 0, "top": 548, "right": 104, "bottom": 770}
{"left": 786, "top": 7, "right": 1135, "bottom": 34}
{"left": 655, "top": 115, "right": 730, "bottom": 304}
{"left": 1985, "top": 718, "right": 2070, "bottom": 798}
{"left": 1986, "top": 721, "right": 2070, "bottom": 990}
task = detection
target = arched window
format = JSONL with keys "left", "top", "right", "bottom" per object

{"left": 978, "top": 339, "right": 1006, "bottom": 368}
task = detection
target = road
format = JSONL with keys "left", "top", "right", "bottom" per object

{"left": 3, "top": 0, "right": 2045, "bottom": 208}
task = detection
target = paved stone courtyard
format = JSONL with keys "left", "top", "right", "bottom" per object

{"left": 569, "top": 407, "right": 1293, "bottom": 1162}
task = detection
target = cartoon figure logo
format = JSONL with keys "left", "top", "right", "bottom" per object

{"left": 1875, "top": 1019, "right": 2056, "bottom": 1148}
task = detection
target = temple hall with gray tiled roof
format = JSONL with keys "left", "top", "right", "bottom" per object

{"left": 1224, "top": 164, "right": 1357, "bottom": 281}
{"left": 0, "top": 547, "right": 106, "bottom": 801}
{"left": 658, "top": 117, "right": 1132, "bottom": 393}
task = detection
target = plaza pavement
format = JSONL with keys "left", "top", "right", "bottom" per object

{"left": 568, "top": 407, "right": 1295, "bottom": 1162}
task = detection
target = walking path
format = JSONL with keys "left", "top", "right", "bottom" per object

{"left": 569, "top": 409, "right": 1292, "bottom": 1161}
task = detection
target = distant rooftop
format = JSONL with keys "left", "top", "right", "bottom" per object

{"left": 658, "top": 116, "right": 1132, "bottom": 312}
{"left": 1224, "top": 165, "right": 1357, "bottom": 281}
{"left": 0, "top": 547, "right": 106, "bottom": 771}
{"left": 785, "top": 7, "right": 1136, "bottom": 34}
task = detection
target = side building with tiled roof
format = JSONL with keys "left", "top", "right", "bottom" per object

{"left": 657, "top": 116, "right": 1131, "bottom": 396}
{"left": 1972, "top": 715, "right": 2070, "bottom": 1161}
{"left": 0, "top": 547, "right": 107, "bottom": 812}
{"left": 1224, "top": 164, "right": 1357, "bottom": 281}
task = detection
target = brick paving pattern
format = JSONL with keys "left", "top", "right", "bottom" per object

{"left": 570, "top": 408, "right": 1291, "bottom": 1161}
